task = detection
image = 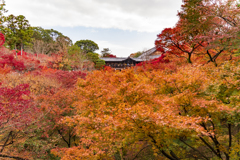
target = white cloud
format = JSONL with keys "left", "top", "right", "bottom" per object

{"left": 5, "top": 0, "right": 182, "bottom": 32}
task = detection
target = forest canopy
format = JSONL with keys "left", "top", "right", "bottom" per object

{"left": 0, "top": 0, "right": 240, "bottom": 159}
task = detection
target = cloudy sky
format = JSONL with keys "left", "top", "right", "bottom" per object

{"left": 5, "top": 0, "right": 183, "bottom": 57}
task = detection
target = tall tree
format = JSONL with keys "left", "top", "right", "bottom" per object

{"left": 176, "top": 0, "right": 240, "bottom": 64}
{"left": 74, "top": 39, "right": 99, "bottom": 53}
{"left": 55, "top": 35, "right": 72, "bottom": 55}
{"left": 1, "top": 14, "right": 33, "bottom": 55}
{"left": 0, "top": 0, "right": 6, "bottom": 25}
{"left": 15, "top": 15, "right": 33, "bottom": 55}
{"left": 101, "top": 48, "right": 116, "bottom": 58}
{"left": 67, "top": 44, "right": 87, "bottom": 70}
{"left": 30, "top": 27, "right": 72, "bottom": 55}
{"left": 101, "top": 48, "right": 111, "bottom": 57}
{"left": 0, "top": 14, "right": 18, "bottom": 49}
{"left": 155, "top": 26, "right": 204, "bottom": 63}
{"left": 30, "top": 27, "right": 53, "bottom": 55}
{"left": 86, "top": 52, "right": 105, "bottom": 69}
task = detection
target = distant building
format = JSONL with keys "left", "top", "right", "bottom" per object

{"left": 137, "top": 47, "right": 162, "bottom": 59}
{"left": 100, "top": 47, "right": 162, "bottom": 69}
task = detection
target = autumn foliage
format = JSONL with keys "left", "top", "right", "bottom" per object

{"left": 0, "top": 32, "right": 5, "bottom": 46}
{"left": 136, "top": 54, "right": 170, "bottom": 70}
{"left": 0, "top": 33, "right": 87, "bottom": 159}
{"left": 0, "top": 83, "right": 35, "bottom": 129}
{"left": 1, "top": 0, "right": 240, "bottom": 159}
{"left": 155, "top": 0, "right": 240, "bottom": 65}
{"left": 47, "top": 60, "right": 240, "bottom": 159}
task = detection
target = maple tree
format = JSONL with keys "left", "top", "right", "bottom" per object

{"left": 155, "top": 0, "right": 240, "bottom": 65}
{"left": 0, "top": 33, "right": 80, "bottom": 159}
{"left": 0, "top": 82, "right": 38, "bottom": 160}
{"left": 49, "top": 61, "right": 240, "bottom": 159}
{"left": 15, "top": 88, "right": 78, "bottom": 159}
{"left": 0, "top": 83, "right": 33, "bottom": 133}
{"left": 175, "top": 0, "right": 240, "bottom": 65}
{"left": 0, "top": 54, "right": 26, "bottom": 71}
{"left": 136, "top": 53, "right": 170, "bottom": 70}
{"left": 44, "top": 70, "right": 86, "bottom": 88}
{"left": 155, "top": 26, "right": 204, "bottom": 64}
{"left": 0, "top": 32, "right": 4, "bottom": 46}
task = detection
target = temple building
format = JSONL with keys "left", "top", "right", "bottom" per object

{"left": 100, "top": 47, "right": 162, "bottom": 69}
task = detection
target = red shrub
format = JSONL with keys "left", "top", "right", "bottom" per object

{"left": 104, "top": 66, "right": 113, "bottom": 71}
{"left": 0, "top": 83, "right": 36, "bottom": 129}
{"left": 136, "top": 54, "right": 169, "bottom": 68}
{"left": 0, "top": 54, "right": 26, "bottom": 71}
{"left": 0, "top": 33, "right": 5, "bottom": 46}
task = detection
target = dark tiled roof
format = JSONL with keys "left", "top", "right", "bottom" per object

{"left": 100, "top": 57, "right": 126, "bottom": 62}
{"left": 100, "top": 57, "right": 143, "bottom": 62}
{"left": 138, "top": 47, "right": 157, "bottom": 58}
{"left": 100, "top": 55, "right": 161, "bottom": 63}
{"left": 131, "top": 58, "right": 143, "bottom": 62}
{"left": 100, "top": 47, "right": 161, "bottom": 63}
{"left": 139, "top": 55, "right": 161, "bottom": 61}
